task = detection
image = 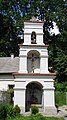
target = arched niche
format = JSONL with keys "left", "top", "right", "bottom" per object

{"left": 27, "top": 50, "right": 40, "bottom": 73}
{"left": 31, "top": 31, "right": 36, "bottom": 44}
{"left": 25, "top": 81, "right": 43, "bottom": 112}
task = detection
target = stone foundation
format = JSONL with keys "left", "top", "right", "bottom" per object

{"left": 45, "top": 107, "right": 57, "bottom": 115}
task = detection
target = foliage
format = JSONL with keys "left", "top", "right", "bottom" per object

{"left": 14, "top": 105, "right": 21, "bottom": 115}
{"left": 7, "top": 88, "right": 14, "bottom": 94}
{"left": 0, "top": 104, "right": 21, "bottom": 120}
{"left": 0, "top": 90, "right": 10, "bottom": 104}
{"left": 55, "top": 91, "right": 66, "bottom": 106}
{"left": 0, "top": 0, "right": 67, "bottom": 84}
{"left": 7, "top": 89, "right": 14, "bottom": 104}
{"left": 7, "top": 104, "right": 20, "bottom": 118}
{"left": 0, "top": 104, "right": 7, "bottom": 120}
{"left": 7, "top": 105, "right": 17, "bottom": 118}
{"left": 31, "top": 106, "right": 39, "bottom": 114}
{"left": 55, "top": 81, "right": 67, "bottom": 92}
{"left": 6, "top": 114, "right": 64, "bottom": 120}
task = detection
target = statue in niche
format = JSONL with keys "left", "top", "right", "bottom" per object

{"left": 30, "top": 54, "right": 39, "bottom": 73}
{"left": 28, "top": 53, "right": 39, "bottom": 73}
{"left": 31, "top": 31, "right": 36, "bottom": 43}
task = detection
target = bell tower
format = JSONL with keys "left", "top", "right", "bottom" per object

{"left": 19, "top": 17, "right": 49, "bottom": 74}
{"left": 24, "top": 16, "right": 44, "bottom": 45}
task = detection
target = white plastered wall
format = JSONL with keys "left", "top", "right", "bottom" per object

{"left": 19, "top": 46, "right": 49, "bottom": 73}
{"left": 24, "top": 22, "right": 44, "bottom": 45}
{"left": 14, "top": 75, "right": 55, "bottom": 112}
{"left": 0, "top": 75, "right": 14, "bottom": 91}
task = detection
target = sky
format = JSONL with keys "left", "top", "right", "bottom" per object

{"left": 49, "top": 22, "right": 60, "bottom": 35}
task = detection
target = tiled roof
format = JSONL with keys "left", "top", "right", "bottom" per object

{"left": 13, "top": 72, "right": 56, "bottom": 76}
{"left": 0, "top": 57, "right": 19, "bottom": 73}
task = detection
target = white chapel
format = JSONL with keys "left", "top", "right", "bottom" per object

{"left": 0, "top": 17, "right": 56, "bottom": 114}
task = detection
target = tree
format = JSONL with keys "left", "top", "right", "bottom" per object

{"left": 0, "top": 0, "right": 30, "bottom": 56}
{"left": 0, "top": 0, "right": 67, "bottom": 84}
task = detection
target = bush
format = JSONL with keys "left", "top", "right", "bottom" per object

{"left": 7, "top": 105, "right": 16, "bottom": 118}
{"left": 31, "top": 114, "right": 45, "bottom": 120}
{"left": 31, "top": 106, "right": 39, "bottom": 114}
{"left": 0, "top": 104, "right": 21, "bottom": 119}
{"left": 7, "top": 104, "right": 20, "bottom": 118}
{"left": 14, "top": 105, "right": 20, "bottom": 115}
{"left": 55, "top": 91, "right": 66, "bottom": 106}
{"left": 0, "top": 104, "right": 7, "bottom": 120}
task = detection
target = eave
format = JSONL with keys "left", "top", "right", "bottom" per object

{"left": 13, "top": 72, "right": 56, "bottom": 76}
{"left": 18, "top": 44, "right": 49, "bottom": 47}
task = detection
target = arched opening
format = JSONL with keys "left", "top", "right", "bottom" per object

{"left": 31, "top": 31, "right": 36, "bottom": 44}
{"left": 25, "top": 82, "right": 43, "bottom": 112}
{"left": 27, "top": 50, "right": 40, "bottom": 73}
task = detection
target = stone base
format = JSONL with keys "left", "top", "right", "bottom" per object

{"left": 45, "top": 107, "right": 57, "bottom": 115}
{"left": 20, "top": 105, "right": 57, "bottom": 116}
{"left": 20, "top": 106, "right": 25, "bottom": 114}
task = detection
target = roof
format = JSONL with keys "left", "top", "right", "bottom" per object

{"left": 24, "top": 16, "right": 45, "bottom": 23}
{"left": 18, "top": 44, "right": 49, "bottom": 47}
{"left": 24, "top": 20, "right": 44, "bottom": 23}
{"left": 0, "top": 57, "right": 19, "bottom": 73}
{"left": 13, "top": 72, "right": 56, "bottom": 76}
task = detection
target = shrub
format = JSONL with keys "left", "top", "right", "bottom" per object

{"left": 0, "top": 104, "right": 7, "bottom": 120}
{"left": 7, "top": 105, "right": 16, "bottom": 118}
{"left": 31, "top": 106, "right": 39, "bottom": 114}
{"left": 0, "top": 104, "right": 21, "bottom": 119}
{"left": 14, "top": 105, "right": 20, "bottom": 115}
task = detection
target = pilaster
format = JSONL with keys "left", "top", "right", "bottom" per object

{"left": 14, "top": 87, "right": 26, "bottom": 113}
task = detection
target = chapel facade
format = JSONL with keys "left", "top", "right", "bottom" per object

{"left": 0, "top": 17, "right": 56, "bottom": 114}
{"left": 13, "top": 17, "right": 56, "bottom": 113}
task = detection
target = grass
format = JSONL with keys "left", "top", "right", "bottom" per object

{"left": 6, "top": 114, "right": 64, "bottom": 120}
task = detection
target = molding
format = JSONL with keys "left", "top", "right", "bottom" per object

{"left": 19, "top": 55, "right": 27, "bottom": 57}
{"left": 20, "top": 50, "right": 27, "bottom": 51}
{"left": 24, "top": 33, "right": 44, "bottom": 35}
{"left": 14, "top": 87, "right": 26, "bottom": 90}
{"left": 40, "top": 55, "right": 48, "bottom": 58}
{"left": 0, "top": 79, "right": 14, "bottom": 81}
{"left": 0, "top": 72, "right": 13, "bottom": 75}
{"left": 14, "top": 80, "right": 26, "bottom": 82}
{"left": 44, "top": 80, "right": 54, "bottom": 82}
{"left": 24, "top": 20, "right": 44, "bottom": 23}
{"left": 18, "top": 44, "right": 49, "bottom": 47}
{"left": 13, "top": 72, "right": 56, "bottom": 76}
{"left": 43, "top": 87, "right": 55, "bottom": 90}
{"left": 24, "top": 27, "right": 43, "bottom": 29}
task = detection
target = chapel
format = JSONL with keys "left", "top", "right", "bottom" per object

{"left": 0, "top": 17, "right": 56, "bottom": 114}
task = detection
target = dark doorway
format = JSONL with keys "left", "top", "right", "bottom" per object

{"left": 8, "top": 85, "right": 14, "bottom": 104}
{"left": 25, "top": 82, "right": 43, "bottom": 112}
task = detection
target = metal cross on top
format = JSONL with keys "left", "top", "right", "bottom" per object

{"left": 28, "top": 54, "right": 39, "bottom": 73}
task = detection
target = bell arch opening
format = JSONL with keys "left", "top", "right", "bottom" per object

{"left": 25, "top": 82, "right": 43, "bottom": 112}
{"left": 31, "top": 31, "right": 36, "bottom": 44}
{"left": 27, "top": 50, "right": 40, "bottom": 73}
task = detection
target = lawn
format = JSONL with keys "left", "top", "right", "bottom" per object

{"left": 6, "top": 114, "right": 64, "bottom": 120}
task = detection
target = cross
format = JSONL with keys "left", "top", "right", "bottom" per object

{"left": 28, "top": 54, "right": 39, "bottom": 73}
